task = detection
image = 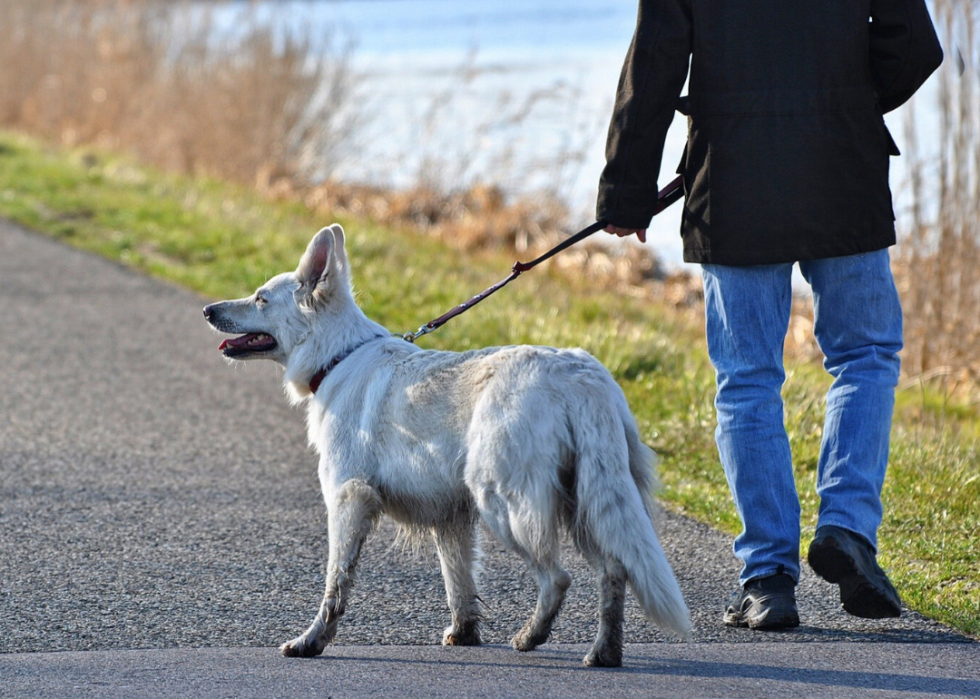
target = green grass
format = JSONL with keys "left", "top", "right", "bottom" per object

{"left": 1, "top": 130, "right": 977, "bottom": 637}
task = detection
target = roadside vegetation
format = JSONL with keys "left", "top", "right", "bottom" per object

{"left": 0, "top": 0, "right": 356, "bottom": 188}
{"left": 1, "top": 131, "right": 977, "bottom": 636}
{"left": 896, "top": 0, "right": 980, "bottom": 391}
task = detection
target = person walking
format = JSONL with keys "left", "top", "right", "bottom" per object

{"left": 598, "top": 0, "right": 943, "bottom": 628}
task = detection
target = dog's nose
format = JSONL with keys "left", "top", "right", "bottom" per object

{"left": 203, "top": 304, "right": 215, "bottom": 320}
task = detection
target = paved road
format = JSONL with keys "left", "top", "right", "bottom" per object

{"left": 3, "top": 644, "right": 980, "bottom": 699}
{"left": 0, "top": 220, "right": 976, "bottom": 697}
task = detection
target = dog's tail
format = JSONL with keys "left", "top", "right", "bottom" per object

{"left": 574, "top": 391, "right": 692, "bottom": 639}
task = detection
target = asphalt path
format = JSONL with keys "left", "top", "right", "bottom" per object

{"left": 1, "top": 219, "right": 976, "bottom": 697}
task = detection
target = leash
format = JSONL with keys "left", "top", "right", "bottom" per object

{"left": 402, "top": 175, "right": 685, "bottom": 343}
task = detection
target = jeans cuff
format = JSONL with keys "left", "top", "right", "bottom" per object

{"left": 741, "top": 563, "right": 799, "bottom": 587}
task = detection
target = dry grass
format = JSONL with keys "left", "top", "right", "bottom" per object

{"left": 894, "top": 0, "right": 980, "bottom": 401}
{"left": 299, "top": 178, "right": 681, "bottom": 291}
{"left": 0, "top": 0, "right": 356, "bottom": 187}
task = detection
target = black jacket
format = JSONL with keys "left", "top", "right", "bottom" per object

{"left": 597, "top": 0, "right": 943, "bottom": 265}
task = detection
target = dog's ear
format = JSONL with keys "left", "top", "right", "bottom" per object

{"left": 295, "top": 227, "right": 335, "bottom": 305}
{"left": 328, "top": 224, "right": 350, "bottom": 278}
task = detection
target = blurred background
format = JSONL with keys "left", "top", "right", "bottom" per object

{"left": 0, "top": 0, "right": 977, "bottom": 391}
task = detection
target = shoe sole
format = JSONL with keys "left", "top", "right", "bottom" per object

{"left": 808, "top": 538, "right": 901, "bottom": 619}
{"left": 724, "top": 612, "right": 800, "bottom": 630}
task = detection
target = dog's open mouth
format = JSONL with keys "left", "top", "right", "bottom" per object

{"left": 218, "top": 333, "right": 278, "bottom": 357}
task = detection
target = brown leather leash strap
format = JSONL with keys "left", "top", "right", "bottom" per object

{"left": 402, "top": 175, "right": 685, "bottom": 343}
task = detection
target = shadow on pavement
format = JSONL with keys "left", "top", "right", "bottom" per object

{"left": 308, "top": 644, "right": 980, "bottom": 695}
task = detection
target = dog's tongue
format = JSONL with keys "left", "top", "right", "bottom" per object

{"left": 218, "top": 333, "right": 263, "bottom": 351}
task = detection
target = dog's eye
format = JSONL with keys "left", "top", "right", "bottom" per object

{"left": 255, "top": 295, "right": 268, "bottom": 306}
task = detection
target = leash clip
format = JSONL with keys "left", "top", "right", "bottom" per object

{"left": 402, "top": 324, "right": 434, "bottom": 343}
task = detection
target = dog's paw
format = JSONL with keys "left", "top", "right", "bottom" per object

{"left": 279, "top": 633, "right": 327, "bottom": 658}
{"left": 511, "top": 628, "right": 547, "bottom": 653}
{"left": 443, "top": 623, "right": 481, "bottom": 646}
{"left": 583, "top": 644, "right": 623, "bottom": 668}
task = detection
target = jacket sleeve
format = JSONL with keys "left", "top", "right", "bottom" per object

{"left": 597, "top": 0, "right": 692, "bottom": 230}
{"left": 870, "top": 0, "right": 944, "bottom": 114}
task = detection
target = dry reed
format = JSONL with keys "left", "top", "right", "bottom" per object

{"left": 895, "top": 0, "right": 980, "bottom": 398}
{"left": 0, "top": 0, "right": 356, "bottom": 186}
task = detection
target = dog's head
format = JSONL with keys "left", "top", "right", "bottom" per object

{"left": 203, "top": 224, "right": 353, "bottom": 367}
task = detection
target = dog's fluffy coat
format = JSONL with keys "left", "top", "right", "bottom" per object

{"left": 203, "top": 225, "right": 691, "bottom": 666}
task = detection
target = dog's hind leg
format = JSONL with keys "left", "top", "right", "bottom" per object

{"left": 480, "top": 495, "right": 570, "bottom": 652}
{"left": 583, "top": 561, "right": 627, "bottom": 667}
{"left": 467, "top": 428, "right": 571, "bottom": 652}
{"left": 510, "top": 551, "right": 572, "bottom": 652}
{"left": 433, "top": 522, "right": 482, "bottom": 646}
{"left": 280, "top": 479, "right": 381, "bottom": 658}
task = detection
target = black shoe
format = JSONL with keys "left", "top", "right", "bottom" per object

{"left": 807, "top": 525, "right": 902, "bottom": 619}
{"left": 724, "top": 573, "right": 800, "bottom": 630}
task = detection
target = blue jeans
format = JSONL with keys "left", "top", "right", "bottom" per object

{"left": 702, "top": 250, "right": 903, "bottom": 585}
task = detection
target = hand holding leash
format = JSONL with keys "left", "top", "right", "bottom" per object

{"left": 605, "top": 225, "right": 647, "bottom": 243}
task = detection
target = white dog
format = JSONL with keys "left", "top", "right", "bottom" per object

{"left": 203, "top": 225, "right": 691, "bottom": 666}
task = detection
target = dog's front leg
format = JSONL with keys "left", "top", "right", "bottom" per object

{"left": 280, "top": 479, "right": 381, "bottom": 658}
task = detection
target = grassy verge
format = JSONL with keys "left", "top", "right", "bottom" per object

{"left": 1, "top": 130, "right": 977, "bottom": 636}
